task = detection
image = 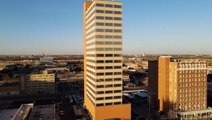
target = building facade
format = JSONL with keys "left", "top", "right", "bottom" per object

{"left": 149, "top": 56, "right": 207, "bottom": 114}
{"left": 83, "top": 0, "right": 131, "bottom": 119}
{"left": 20, "top": 71, "right": 55, "bottom": 94}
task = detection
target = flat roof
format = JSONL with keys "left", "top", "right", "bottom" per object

{"left": 12, "top": 104, "right": 33, "bottom": 120}
{"left": 28, "top": 104, "right": 55, "bottom": 120}
{"left": 208, "top": 82, "right": 212, "bottom": 91}
{"left": 0, "top": 109, "right": 19, "bottom": 120}
{"left": 136, "top": 93, "right": 148, "bottom": 98}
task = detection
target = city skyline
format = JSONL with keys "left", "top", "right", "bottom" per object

{"left": 0, "top": 0, "right": 212, "bottom": 55}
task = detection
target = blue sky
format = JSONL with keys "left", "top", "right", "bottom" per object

{"left": 0, "top": 0, "right": 212, "bottom": 55}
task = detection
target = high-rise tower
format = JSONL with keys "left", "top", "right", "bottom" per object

{"left": 83, "top": 0, "right": 131, "bottom": 120}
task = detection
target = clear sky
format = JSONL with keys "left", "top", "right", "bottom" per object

{"left": 0, "top": 0, "right": 212, "bottom": 55}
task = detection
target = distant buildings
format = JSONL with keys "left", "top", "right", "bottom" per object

{"left": 0, "top": 86, "right": 19, "bottom": 96}
{"left": 149, "top": 56, "right": 210, "bottom": 119}
{"left": 20, "top": 71, "right": 55, "bottom": 94}
{"left": 39, "top": 56, "right": 54, "bottom": 65}
{"left": 83, "top": 0, "right": 131, "bottom": 119}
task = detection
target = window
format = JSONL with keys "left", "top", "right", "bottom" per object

{"left": 114, "top": 11, "right": 122, "bottom": 14}
{"left": 114, "top": 48, "right": 122, "bottom": 51}
{"left": 114, "top": 17, "right": 122, "bottom": 20}
{"left": 105, "top": 23, "right": 113, "bottom": 26}
{"left": 106, "top": 72, "right": 113, "bottom": 75}
{"left": 114, "top": 78, "right": 121, "bottom": 81}
{"left": 96, "top": 103, "right": 104, "bottom": 106}
{"left": 105, "top": 66, "right": 113, "bottom": 69}
{"left": 96, "top": 29, "right": 104, "bottom": 32}
{"left": 106, "top": 60, "right": 113, "bottom": 63}
{"left": 96, "top": 22, "right": 104, "bottom": 26}
{"left": 114, "top": 36, "right": 122, "bottom": 39}
{"left": 105, "top": 78, "right": 113, "bottom": 81}
{"left": 105, "top": 103, "right": 113, "bottom": 106}
{"left": 114, "top": 30, "right": 122, "bottom": 33}
{"left": 114, "top": 42, "right": 122, "bottom": 45}
{"left": 97, "top": 60, "right": 104, "bottom": 63}
{"left": 114, "top": 54, "right": 121, "bottom": 57}
{"left": 96, "top": 16, "right": 104, "bottom": 20}
{"left": 114, "top": 60, "right": 121, "bottom": 63}
{"left": 114, "top": 66, "right": 121, "bottom": 69}
{"left": 105, "top": 17, "right": 113, "bottom": 20}
{"left": 96, "top": 10, "right": 104, "bottom": 13}
{"left": 105, "top": 10, "right": 113, "bottom": 14}
{"left": 105, "top": 54, "right": 113, "bottom": 57}
{"left": 105, "top": 4, "right": 113, "bottom": 8}
{"left": 114, "top": 5, "right": 122, "bottom": 8}
{"left": 96, "top": 97, "right": 104, "bottom": 100}
{"left": 96, "top": 4, "right": 104, "bottom": 7}
{"left": 96, "top": 48, "right": 104, "bottom": 51}
{"left": 114, "top": 90, "right": 121, "bottom": 93}
{"left": 96, "top": 35, "right": 104, "bottom": 38}
{"left": 97, "top": 73, "right": 104, "bottom": 76}
{"left": 114, "top": 84, "right": 121, "bottom": 87}
{"left": 105, "top": 97, "right": 113, "bottom": 100}
{"left": 105, "top": 48, "right": 113, "bottom": 51}
{"left": 114, "top": 72, "right": 121, "bottom": 75}
{"left": 97, "top": 85, "right": 104, "bottom": 88}
{"left": 114, "top": 96, "right": 121, "bottom": 99}
{"left": 105, "top": 29, "right": 113, "bottom": 32}
{"left": 105, "top": 42, "right": 113, "bottom": 45}
{"left": 106, "top": 91, "right": 113, "bottom": 94}
{"left": 96, "top": 41, "right": 104, "bottom": 45}
{"left": 114, "top": 102, "right": 121, "bottom": 105}
{"left": 96, "top": 54, "right": 104, "bottom": 57}
{"left": 114, "top": 23, "right": 122, "bottom": 26}
{"left": 97, "top": 66, "right": 104, "bottom": 69}
{"left": 97, "top": 91, "right": 104, "bottom": 94}
{"left": 105, "top": 35, "right": 113, "bottom": 38}
{"left": 105, "top": 84, "right": 113, "bottom": 88}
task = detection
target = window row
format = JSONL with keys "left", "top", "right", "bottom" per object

{"left": 86, "top": 22, "right": 121, "bottom": 31}
{"left": 96, "top": 90, "right": 122, "bottom": 95}
{"left": 87, "top": 75, "right": 122, "bottom": 82}
{"left": 86, "top": 28, "right": 122, "bottom": 36}
{"left": 96, "top": 3, "right": 122, "bottom": 8}
{"left": 86, "top": 41, "right": 122, "bottom": 46}
{"left": 179, "top": 93, "right": 206, "bottom": 97}
{"left": 96, "top": 16, "right": 121, "bottom": 20}
{"left": 87, "top": 35, "right": 122, "bottom": 41}
{"left": 179, "top": 74, "right": 206, "bottom": 77}
{"left": 96, "top": 84, "right": 122, "bottom": 88}
{"left": 86, "top": 47, "right": 122, "bottom": 52}
{"left": 96, "top": 10, "right": 122, "bottom": 15}
{"left": 86, "top": 59, "right": 122, "bottom": 63}
{"left": 86, "top": 80, "right": 122, "bottom": 89}
{"left": 96, "top": 102, "right": 121, "bottom": 107}
{"left": 87, "top": 64, "right": 122, "bottom": 70}
{"left": 179, "top": 70, "right": 207, "bottom": 73}
{"left": 178, "top": 88, "right": 206, "bottom": 92}
{"left": 86, "top": 69, "right": 121, "bottom": 76}
{"left": 86, "top": 54, "right": 121, "bottom": 57}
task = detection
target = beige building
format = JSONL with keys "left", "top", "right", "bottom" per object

{"left": 83, "top": 0, "right": 131, "bottom": 119}
{"left": 20, "top": 71, "right": 55, "bottom": 94}
{"left": 149, "top": 56, "right": 208, "bottom": 119}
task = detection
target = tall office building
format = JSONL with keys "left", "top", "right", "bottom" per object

{"left": 149, "top": 56, "right": 208, "bottom": 119}
{"left": 83, "top": 0, "right": 131, "bottom": 120}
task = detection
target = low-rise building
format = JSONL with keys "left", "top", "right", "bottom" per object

{"left": 20, "top": 71, "right": 55, "bottom": 94}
